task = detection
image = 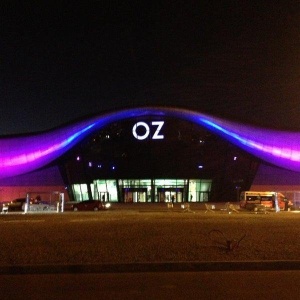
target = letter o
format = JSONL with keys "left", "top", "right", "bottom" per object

{"left": 132, "top": 122, "right": 150, "bottom": 140}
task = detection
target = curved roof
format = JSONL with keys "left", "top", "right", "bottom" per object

{"left": 0, "top": 106, "right": 299, "bottom": 179}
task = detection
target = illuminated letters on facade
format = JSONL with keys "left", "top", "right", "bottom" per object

{"left": 132, "top": 121, "right": 164, "bottom": 140}
{"left": 3, "top": 107, "right": 300, "bottom": 179}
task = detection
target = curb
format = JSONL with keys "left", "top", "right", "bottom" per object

{"left": 1, "top": 261, "right": 300, "bottom": 275}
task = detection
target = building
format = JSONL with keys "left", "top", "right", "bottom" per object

{"left": 1, "top": 107, "right": 300, "bottom": 205}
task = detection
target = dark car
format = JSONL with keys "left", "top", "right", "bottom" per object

{"left": 2, "top": 198, "right": 26, "bottom": 212}
{"left": 71, "top": 200, "right": 111, "bottom": 211}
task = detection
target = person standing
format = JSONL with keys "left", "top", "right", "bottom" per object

{"left": 171, "top": 195, "right": 175, "bottom": 204}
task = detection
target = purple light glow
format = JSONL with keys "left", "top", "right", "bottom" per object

{"left": 1, "top": 106, "right": 300, "bottom": 179}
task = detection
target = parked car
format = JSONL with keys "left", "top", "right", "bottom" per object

{"left": 2, "top": 198, "right": 26, "bottom": 212}
{"left": 70, "top": 200, "right": 111, "bottom": 211}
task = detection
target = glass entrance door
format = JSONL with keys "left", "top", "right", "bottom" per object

{"left": 123, "top": 188, "right": 148, "bottom": 203}
{"left": 157, "top": 188, "right": 184, "bottom": 203}
{"left": 97, "top": 192, "right": 109, "bottom": 202}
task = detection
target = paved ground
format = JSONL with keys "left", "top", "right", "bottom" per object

{"left": 1, "top": 270, "right": 300, "bottom": 300}
{"left": 0, "top": 203, "right": 299, "bottom": 266}
{"left": 0, "top": 204, "right": 300, "bottom": 299}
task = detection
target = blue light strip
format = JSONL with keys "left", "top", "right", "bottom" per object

{"left": 1, "top": 106, "right": 300, "bottom": 179}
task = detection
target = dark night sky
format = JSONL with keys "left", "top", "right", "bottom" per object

{"left": 1, "top": 1, "right": 299, "bottom": 135}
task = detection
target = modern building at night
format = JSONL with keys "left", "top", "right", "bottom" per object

{"left": 1, "top": 107, "right": 300, "bottom": 205}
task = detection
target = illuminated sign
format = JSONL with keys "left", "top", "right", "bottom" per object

{"left": 4, "top": 106, "right": 300, "bottom": 179}
{"left": 132, "top": 121, "right": 164, "bottom": 140}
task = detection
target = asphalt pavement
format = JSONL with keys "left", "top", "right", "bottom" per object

{"left": 1, "top": 269, "right": 300, "bottom": 300}
{"left": 1, "top": 204, "right": 300, "bottom": 299}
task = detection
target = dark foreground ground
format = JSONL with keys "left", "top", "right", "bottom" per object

{"left": 1, "top": 205, "right": 300, "bottom": 299}
{"left": 0, "top": 203, "right": 299, "bottom": 266}
{"left": 2, "top": 270, "right": 300, "bottom": 300}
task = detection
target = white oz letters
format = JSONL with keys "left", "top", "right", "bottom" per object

{"left": 151, "top": 121, "right": 164, "bottom": 139}
{"left": 132, "top": 122, "right": 150, "bottom": 140}
{"left": 132, "top": 121, "right": 164, "bottom": 140}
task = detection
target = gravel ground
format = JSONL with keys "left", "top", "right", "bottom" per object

{"left": 0, "top": 207, "right": 300, "bottom": 266}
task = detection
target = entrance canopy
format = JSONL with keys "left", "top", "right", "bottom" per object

{"left": 0, "top": 106, "right": 299, "bottom": 179}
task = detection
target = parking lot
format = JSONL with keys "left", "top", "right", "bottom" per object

{"left": 0, "top": 203, "right": 300, "bottom": 267}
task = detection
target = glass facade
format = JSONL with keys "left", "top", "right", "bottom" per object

{"left": 3, "top": 107, "right": 300, "bottom": 205}
{"left": 72, "top": 184, "right": 89, "bottom": 201}
{"left": 62, "top": 117, "right": 259, "bottom": 203}
{"left": 189, "top": 179, "right": 212, "bottom": 202}
{"left": 72, "top": 178, "right": 212, "bottom": 203}
{"left": 92, "top": 180, "right": 118, "bottom": 202}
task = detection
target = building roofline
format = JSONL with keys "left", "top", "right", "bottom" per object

{"left": 1, "top": 106, "right": 300, "bottom": 179}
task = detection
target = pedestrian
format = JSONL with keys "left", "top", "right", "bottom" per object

{"left": 171, "top": 195, "right": 175, "bottom": 203}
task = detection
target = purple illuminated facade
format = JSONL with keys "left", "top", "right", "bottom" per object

{"left": 1, "top": 107, "right": 300, "bottom": 178}
{"left": 1, "top": 107, "right": 300, "bottom": 203}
